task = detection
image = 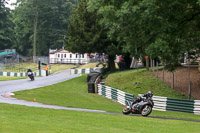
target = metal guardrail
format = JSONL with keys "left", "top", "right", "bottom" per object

{"left": 69, "top": 67, "right": 200, "bottom": 115}
{"left": 70, "top": 68, "right": 102, "bottom": 75}
{"left": 98, "top": 84, "right": 134, "bottom": 105}
{"left": 97, "top": 84, "right": 200, "bottom": 115}
{"left": 0, "top": 70, "right": 47, "bottom": 77}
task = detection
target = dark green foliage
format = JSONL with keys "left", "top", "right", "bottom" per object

{"left": 0, "top": 0, "right": 15, "bottom": 49}
{"left": 66, "top": 0, "right": 121, "bottom": 71}
{"left": 88, "top": 0, "right": 200, "bottom": 72}
{"left": 12, "top": 0, "right": 77, "bottom": 56}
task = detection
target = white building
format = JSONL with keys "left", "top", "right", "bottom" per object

{"left": 49, "top": 49, "right": 88, "bottom": 64}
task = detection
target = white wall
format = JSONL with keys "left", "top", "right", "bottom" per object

{"left": 49, "top": 52, "right": 88, "bottom": 64}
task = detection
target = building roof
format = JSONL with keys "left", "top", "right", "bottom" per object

{"left": 49, "top": 49, "right": 71, "bottom": 54}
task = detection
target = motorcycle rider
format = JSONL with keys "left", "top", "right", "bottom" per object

{"left": 132, "top": 91, "right": 153, "bottom": 105}
{"left": 27, "top": 68, "right": 32, "bottom": 73}
{"left": 27, "top": 68, "right": 34, "bottom": 80}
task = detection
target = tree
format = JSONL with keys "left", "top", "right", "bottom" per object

{"left": 0, "top": 0, "right": 15, "bottom": 50}
{"left": 13, "top": 0, "right": 77, "bottom": 56}
{"left": 66, "top": 0, "right": 121, "bottom": 71}
{"left": 88, "top": 0, "right": 200, "bottom": 72}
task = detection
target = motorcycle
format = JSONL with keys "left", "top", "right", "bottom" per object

{"left": 27, "top": 72, "right": 35, "bottom": 81}
{"left": 122, "top": 95, "right": 154, "bottom": 117}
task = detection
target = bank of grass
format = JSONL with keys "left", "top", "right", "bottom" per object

{"left": 78, "top": 62, "right": 119, "bottom": 69}
{"left": 4, "top": 62, "right": 75, "bottom": 74}
{"left": 14, "top": 75, "right": 123, "bottom": 113}
{"left": 0, "top": 76, "right": 26, "bottom": 81}
{"left": 78, "top": 63, "right": 101, "bottom": 69}
{"left": 13, "top": 74, "right": 200, "bottom": 121}
{"left": 1, "top": 103, "right": 200, "bottom": 133}
{"left": 50, "top": 64, "right": 75, "bottom": 73}
{"left": 105, "top": 68, "right": 187, "bottom": 99}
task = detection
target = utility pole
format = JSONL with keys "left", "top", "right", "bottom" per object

{"left": 33, "top": 0, "right": 38, "bottom": 62}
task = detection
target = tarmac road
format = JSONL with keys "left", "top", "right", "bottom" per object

{"left": 0, "top": 69, "right": 199, "bottom": 122}
{"left": 0, "top": 69, "right": 78, "bottom": 94}
{"left": 0, "top": 69, "right": 107, "bottom": 113}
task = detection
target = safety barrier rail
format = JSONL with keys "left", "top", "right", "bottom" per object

{"left": 98, "top": 84, "right": 134, "bottom": 105}
{"left": 70, "top": 68, "right": 101, "bottom": 75}
{"left": 0, "top": 70, "right": 47, "bottom": 77}
{"left": 97, "top": 84, "right": 200, "bottom": 115}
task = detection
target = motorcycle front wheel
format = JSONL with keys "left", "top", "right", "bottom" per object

{"left": 122, "top": 104, "right": 131, "bottom": 115}
{"left": 141, "top": 105, "right": 152, "bottom": 117}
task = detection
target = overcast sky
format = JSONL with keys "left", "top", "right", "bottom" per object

{"left": 5, "top": 0, "right": 17, "bottom": 10}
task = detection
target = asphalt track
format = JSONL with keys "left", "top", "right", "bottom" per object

{"left": 0, "top": 69, "right": 199, "bottom": 123}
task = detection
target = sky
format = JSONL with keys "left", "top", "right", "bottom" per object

{"left": 5, "top": 0, "right": 17, "bottom": 10}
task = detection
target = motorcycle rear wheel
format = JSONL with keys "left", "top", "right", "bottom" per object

{"left": 141, "top": 105, "right": 152, "bottom": 117}
{"left": 122, "top": 104, "right": 131, "bottom": 115}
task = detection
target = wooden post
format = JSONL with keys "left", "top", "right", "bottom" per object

{"left": 188, "top": 58, "right": 191, "bottom": 99}
{"left": 172, "top": 72, "right": 174, "bottom": 89}
{"left": 145, "top": 56, "right": 149, "bottom": 71}
{"left": 156, "top": 62, "right": 159, "bottom": 77}
{"left": 162, "top": 66, "right": 164, "bottom": 81}
{"left": 152, "top": 59, "right": 155, "bottom": 73}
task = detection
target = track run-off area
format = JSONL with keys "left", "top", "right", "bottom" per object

{"left": 0, "top": 69, "right": 199, "bottom": 123}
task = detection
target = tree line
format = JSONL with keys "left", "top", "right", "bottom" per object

{"left": 66, "top": 0, "right": 200, "bottom": 71}
{"left": 1, "top": 0, "right": 200, "bottom": 71}
{"left": 0, "top": 0, "right": 77, "bottom": 56}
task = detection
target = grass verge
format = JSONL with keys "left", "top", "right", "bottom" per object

{"left": 13, "top": 75, "right": 200, "bottom": 121}
{"left": 0, "top": 76, "right": 26, "bottom": 81}
{"left": 50, "top": 64, "right": 75, "bottom": 74}
{"left": 4, "top": 62, "right": 75, "bottom": 74}
{"left": 105, "top": 68, "right": 187, "bottom": 99}
{"left": 0, "top": 103, "right": 200, "bottom": 133}
{"left": 14, "top": 75, "right": 123, "bottom": 113}
{"left": 78, "top": 62, "right": 119, "bottom": 69}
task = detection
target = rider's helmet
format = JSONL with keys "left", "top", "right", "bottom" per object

{"left": 147, "top": 91, "right": 153, "bottom": 97}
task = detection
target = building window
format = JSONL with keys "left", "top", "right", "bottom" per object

{"left": 70, "top": 54, "right": 72, "bottom": 58}
{"left": 76, "top": 54, "right": 78, "bottom": 58}
{"left": 82, "top": 54, "right": 84, "bottom": 58}
{"left": 58, "top": 54, "right": 60, "bottom": 58}
{"left": 64, "top": 54, "right": 66, "bottom": 58}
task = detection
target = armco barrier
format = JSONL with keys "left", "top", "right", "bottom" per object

{"left": 70, "top": 67, "right": 101, "bottom": 75}
{"left": 97, "top": 84, "right": 200, "bottom": 115}
{"left": 0, "top": 70, "right": 47, "bottom": 77}
{"left": 98, "top": 84, "right": 134, "bottom": 105}
{"left": 194, "top": 100, "right": 200, "bottom": 115}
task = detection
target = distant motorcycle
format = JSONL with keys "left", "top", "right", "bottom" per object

{"left": 27, "top": 72, "right": 34, "bottom": 81}
{"left": 122, "top": 94, "right": 154, "bottom": 117}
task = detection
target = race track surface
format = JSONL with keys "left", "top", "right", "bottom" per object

{"left": 0, "top": 69, "right": 199, "bottom": 122}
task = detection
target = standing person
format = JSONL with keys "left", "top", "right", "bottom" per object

{"left": 45, "top": 65, "right": 49, "bottom": 76}
{"left": 95, "top": 54, "right": 99, "bottom": 62}
{"left": 117, "top": 55, "right": 122, "bottom": 70}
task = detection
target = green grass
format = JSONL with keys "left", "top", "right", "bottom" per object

{"left": 50, "top": 64, "right": 75, "bottom": 74}
{"left": 4, "top": 63, "right": 75, "bottom": 73}
{"left": 105, "top": 69, "right": 187, "bottom": 99}
{"left": 14, "top": 75, "right": 123, "bottom": 113}
{"left": 13, "top": 75, "right": 200, "bottom": 121}
{"left": 0, "top": 76, "right": 26, "bottom": 81}
{"left": 0, "top": 103, "right": 200, "bottom": 133}
{"left": 78, "top": 63, "right": 101, "bottom": 69}
{"left": 78, "top": 62, "right": 119, "bottom": 69}
{"left": 4, "top": 62, "right": 38, "bottom": 72}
